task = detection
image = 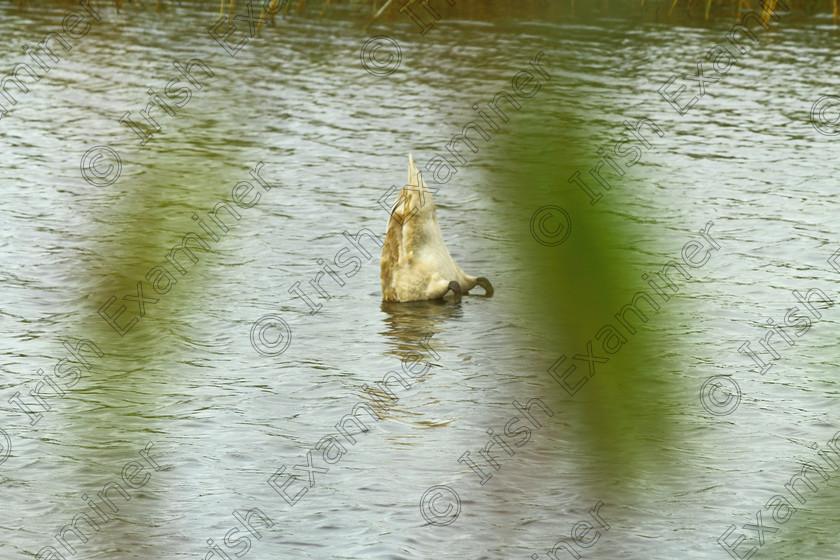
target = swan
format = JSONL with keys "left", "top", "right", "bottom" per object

{"left": 380, "top": 155, "right": 493, "bottom": 303}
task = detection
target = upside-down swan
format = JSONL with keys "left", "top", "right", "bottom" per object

{"left": 380, "top": 155, "right": 493, "bottom": 303}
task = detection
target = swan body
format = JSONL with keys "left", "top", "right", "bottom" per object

{"left": 380, "top": 155, "right": 493, "bottom": 303}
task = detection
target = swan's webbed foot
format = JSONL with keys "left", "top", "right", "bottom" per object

{"left": 476, "top": 277, "right": 493, "bottom": 297}
{"left": 446, "top": 281, "right": 462, "bottom": 303}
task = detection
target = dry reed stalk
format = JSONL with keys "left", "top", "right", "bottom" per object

{"left": 669, "top": 0, "right": 680, "bottom": 16}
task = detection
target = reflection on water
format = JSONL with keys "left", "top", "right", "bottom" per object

{"left": 1, "top": 2, "right": 839, "bottom": 559}
{"left": 379, "top": 299, "right": 461, "bottom": 355}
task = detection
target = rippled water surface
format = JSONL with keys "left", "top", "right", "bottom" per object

{"left": 1, "top": 3, "right": 839, "bottom": 560}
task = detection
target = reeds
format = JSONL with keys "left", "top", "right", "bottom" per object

{"left": 211, "top": 0, "right": 838, "bottom": 23}
{"left": 6, "top": 0, "right": 840, "bottom": 24}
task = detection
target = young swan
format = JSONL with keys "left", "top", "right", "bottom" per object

{"left": 380, "top": 155, "right": 493, "bottom": 303}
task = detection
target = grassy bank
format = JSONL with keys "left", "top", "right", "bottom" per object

{"left": 4, "top": 0, "right": 838, "bottom": 24}
{"left": 209, "top": 0, "right": 835, "bottom": 24}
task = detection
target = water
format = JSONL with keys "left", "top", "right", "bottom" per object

{"left": 1, "top": 3, "right": 839, "bottom": 559}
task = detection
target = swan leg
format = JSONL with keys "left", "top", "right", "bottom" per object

{"left": 476, "top": 277, "right": 493, "bottom": 297}
{"left": 446, "top": 281, "right": 462, "bottom": 303}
